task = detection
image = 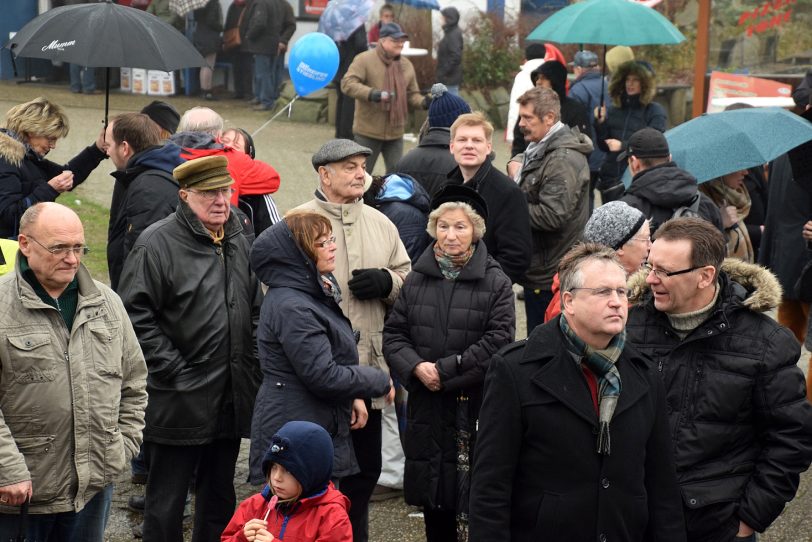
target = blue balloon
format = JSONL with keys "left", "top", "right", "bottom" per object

{"left": 288, "top": 33, "right": 339, "bottom": 97}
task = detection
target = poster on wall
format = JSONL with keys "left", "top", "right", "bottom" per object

{"left": 299, "top": 0, "right": 328, "bottom": 20}
{"left": 707, "top": 71, "right": 794, "bottom": 112}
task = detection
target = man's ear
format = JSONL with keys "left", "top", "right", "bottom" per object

{"left": 697, "top": 265, "right": 717, "bottom": 290}
{"left": 561, "top": 291, "right": 573, "bottom": 314}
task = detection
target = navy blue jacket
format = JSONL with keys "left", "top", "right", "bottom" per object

{"left": 568, "top": 70, "right": 609, "bottom": 173}
{"left": 372, "top": 173, "right": 431, "bottom": 264}
{"left": 248, "top": 221, "right": 390, "bottom": 483}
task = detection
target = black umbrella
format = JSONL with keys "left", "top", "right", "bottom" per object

{"left": 4, "top": 0, "right": 205, "bottom": 125}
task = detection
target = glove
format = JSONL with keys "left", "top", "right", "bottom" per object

{"left": 369, "top": 89, "right": 383, "bottom": 103}
{"left": 348, "top": 268, "right": 393, "bottom": 300}
{"left": 421, "top": 94, "right": 432, "bottom": 110}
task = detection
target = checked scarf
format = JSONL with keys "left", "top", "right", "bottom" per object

{"left": 559, "top": 315, "right": 625, "bottom": 455}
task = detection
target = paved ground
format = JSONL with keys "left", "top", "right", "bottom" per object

{"left": 1, "top": 81, "right": 811, "bottom": 541}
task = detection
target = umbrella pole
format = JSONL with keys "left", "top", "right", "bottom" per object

{"left": 251, "top": 95, "right": 300, "bottom": 137}
{"left": 104, "top": 67, "right": 110, "bottom": 130}
{"left": 600, "top": 44, "right": 607, "bottom": 111}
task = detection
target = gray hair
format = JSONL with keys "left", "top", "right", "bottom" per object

{"left": 516, "top": 86, "right": 561, "bottom": 123}
{"left": 19, "top": 203, "right": 45, "bottom": 235}
{"left": 427, "top": 201, "right": 486, "bottom": 241}
{"left": 558, "top": 243, "right": 625, "bottom": 306}
{"left": 177, "top": 107, "right": 223, "bottom": 136}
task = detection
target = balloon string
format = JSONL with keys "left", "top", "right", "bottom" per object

{"left": 252, "top": 95, "right": 300, "bottom": 138}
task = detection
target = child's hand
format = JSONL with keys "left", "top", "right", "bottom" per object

{"left": 255, "top": 527, "right": 275, "bottom": 542}
{"left": 243, "top": 519, "right": 268, "bottom": 541}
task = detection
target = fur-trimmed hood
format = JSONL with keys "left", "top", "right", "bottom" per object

{"left": 608, "top": 60, "right": 657, "bottom": 107}
{"left": 628, "top": 258, "right": 782, "bottom": 313}
{"left": 0, "top": 129, "right": 26, "bottom": 167}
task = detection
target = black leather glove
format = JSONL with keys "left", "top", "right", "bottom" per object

{"left": 369, "top": 89, "right": 383, "bottom": 102}
{"left": 348, "top": 268, "right": 393, "bottom": 300}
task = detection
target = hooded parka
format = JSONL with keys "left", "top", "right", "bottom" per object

{"left": 436, "top": 7, "right": 463, "bottom": 87}
{"left": 247, "top": 221, "right": 391, "bottom": 483}
{"left": 383, "top": 241, "right": 515, "bottom": 511}
{"left": 119, "top": 200, "right": 262, "bottom": 445}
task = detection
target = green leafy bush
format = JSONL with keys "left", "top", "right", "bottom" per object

{"left": 462, "top": 12, "right": 523, "bottom": 90}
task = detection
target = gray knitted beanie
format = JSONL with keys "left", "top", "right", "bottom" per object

{"left": 583, "top": 201, "right": 646, "bottom": 250}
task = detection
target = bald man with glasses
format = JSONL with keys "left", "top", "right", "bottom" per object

{"left": 0, "top": 202, "right": 147, "bottom": 541}
{"left": 627, "top": 217, "right": 812, "bottom": 541}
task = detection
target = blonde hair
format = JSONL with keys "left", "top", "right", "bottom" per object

{"left": 427, "top": 201, "right": 486, "bottom": 241}
{"left": 450, "top": 111, "right": 494, "bottom": 141}
{"left": 5, "top": 97, "right": 69, "bottom": 140}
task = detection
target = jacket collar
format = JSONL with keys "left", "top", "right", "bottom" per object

{"left": 15, "top": 259, "right": 104, "bottom": 314}
{"left": 413, "top": 240, "right": 489, "bottom": 280}
{"left": 520, "top": 317, "right": 650, "bottom": 426}
{"left": 312, "top": 190, "right": 363, "bottom": 224}
{"left": 418, "top": 127, "right": 451, "bottom": 148}
{"left": 176, "top": 199, "right": 243, "bottom": 242}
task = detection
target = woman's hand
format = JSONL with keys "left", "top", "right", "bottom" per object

{"left": 244, "top": 518, "right": 269, "bottom": 542}
{"left": 605, "top": 138, "right": 622, "bottom": 152}
{"left": 413, "top": 361, "right": 441, "bottom": 392}
{"left": 594, "top": 105, "right": 606, "bottom": 123}
{"left": 802, "top": 220, "right": 812, "bottom": 241}
{"left": 722, "top": 205, "right": 739, "bottom": 229}
{"left": 350, "top": 398, "right": 368, "bottom": 430}
{"left": 95, "top": 125, "right": 107, "bottom": 153}
{"left": 48, "top": 170, "right": 74, "bottom": 193}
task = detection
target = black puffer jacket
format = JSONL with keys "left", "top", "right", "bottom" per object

{"left": 394, "top": 127, "right": 458, "bottom": 198}
{"left": 119, "top": 201, "right": 262, "bottom": 445}
{"left": 621, "top": 162, "right": 723, "bottom": 234}
{"left": 627, "top": 260, "right": 812, "bottom": 534}
{"left": 106, "top": 143, "right": 185, "bottom": 291}
{"left": 436, "top": 7, "right": 463, "bottom": 87}
{"left": 0, "top": 129, "right": 106, "bottom": 238}
{"left": 247, "top": 221, "right": 390, "bottom": 483}
{"left": 383, "top": 241, "right": 515, "bottom": 511}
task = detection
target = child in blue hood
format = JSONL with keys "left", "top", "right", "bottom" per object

{"left": 221, "top": 421, "right": 352, "bottom": 542}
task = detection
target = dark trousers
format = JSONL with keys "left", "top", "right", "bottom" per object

{"left": 340, "top": 402, "right": 382, "bottom": 542}
{"left": 142, "top": 439, "right": 240, "bottom": 542}
{"left": 523, "top": 288, "right": 554, "bottom": 335}
{"left": 423, "top": 507, "right": 456, "bottom": 542}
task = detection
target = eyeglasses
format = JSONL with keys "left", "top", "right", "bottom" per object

{"left": 186, "top": 187, "right": 234, "bottom": 201}
{"left": 643, "top": 262, "right": 701, "bottom": 279}
{"left": 629, "top": 236, "right": 652, "bottom": 244}
{"left": 315, "top": 236, "right": 337, "bottom": 248}
{"left": 27, "top": 236, "right": 89, "bottom": 257}
{"left": 568, "top": 287, "right": 629, "bottom": 299}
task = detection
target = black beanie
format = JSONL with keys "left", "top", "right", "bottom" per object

{"left": 140, "top": 100, "right": 180, "bottom": 134}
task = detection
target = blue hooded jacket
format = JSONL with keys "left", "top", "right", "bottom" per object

{"left": 371, "top": 173, "right": 431, "bottom": 265}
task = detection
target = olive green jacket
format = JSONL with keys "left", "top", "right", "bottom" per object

{"left": 0, "top": 260, "right": 147, "bottom": 514}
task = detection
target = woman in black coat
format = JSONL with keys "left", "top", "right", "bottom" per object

{"left": 248, "top": 211, "right": 391, "bottom": 485}
{"left": 191, "top": 0, "right": 223, "bottom": 99}
{"left": 383, "top": 187, "right": 515, "bottom": 542}
{"left": 0, "top": 97, "right": 106, "bottom": 238}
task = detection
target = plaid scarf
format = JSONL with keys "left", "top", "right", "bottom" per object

{"left": 320, "top": 272, "right": 342, "bottom": 304}
{"left": 434, "top": 242, "right": 474, "bottom": 280}
{"left": 559, "top": 315, "right": 625, "bottom": 455}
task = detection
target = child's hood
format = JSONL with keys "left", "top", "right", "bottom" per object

{"left": 262, "top": 420, "right": 334, "bottom": 497}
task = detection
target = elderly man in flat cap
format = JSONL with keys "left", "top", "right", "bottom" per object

{"left": 119, "top": 155, "right": 262, "bottom": 542}
{"left": 294, "top": 139, "right": 410, "bottom": 542}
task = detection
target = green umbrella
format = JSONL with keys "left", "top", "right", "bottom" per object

{"left": 527, "top": 0, "right": 685, "bottom": 46}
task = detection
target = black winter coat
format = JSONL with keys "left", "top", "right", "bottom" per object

{"left": 447, "top": 160, "right": 533, "bottom": 284}
{"left": 758, "top": 154, "right": 812, "bottom": 296}
{"left": 240, "top": 0, "right": 297, "bottom": 56}
{"left": 621, "top": 162, "right": 723, "bottom": 234}
{"left": 119, "top": 201, "right": 262, "bottom": 445}
{"left": 394, "top": 127, "right": 458, "bottom": 198}
{"left": 0, "top": 129, "right": 106, "bottom": 238}
{"left": 106, "top": 143, "right": 184, "bottom": 291}
{"left": 627, "top": 261, "right": 812, "bottom": 535}
{"left": 370, "top": 173, "right": 431, "bottom": 264}
{"left": 248, "top": 221, "right": 390, "bottom": 483}
{"left": 436, "top": 7, "right": 463, "bottom": 87}
{"left": 384, "top": 241, "right": 515, "bottom": 511}
{"left": 192, "top": 0, "right": 223, "bottom": 56}
{"left": 469, "top": 318, "right": 685, "bottom": 542}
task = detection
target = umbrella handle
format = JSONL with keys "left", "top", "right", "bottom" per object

{"left": 251, "top": 95, "right": 300, "bottom": 138}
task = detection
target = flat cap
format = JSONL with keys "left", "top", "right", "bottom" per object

{"left": 174, "top": 155, "right": 233, "bottom": 190}
{"left": 312, "top": 139, "right": 372, "bottom": 171}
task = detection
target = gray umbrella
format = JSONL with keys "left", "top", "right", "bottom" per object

{"left": 4, "top": 0, "right": 204, "bottom": 125}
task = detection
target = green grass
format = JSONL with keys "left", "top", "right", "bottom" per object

{"left": 62, "top": 196, "right": 110, "bottom": 285}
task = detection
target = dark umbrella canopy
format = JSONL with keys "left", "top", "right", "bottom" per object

{"left": 4, "top": 1, "right": 204, "bottom": 125}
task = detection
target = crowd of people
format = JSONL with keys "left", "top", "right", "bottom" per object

{"left": 2, "top": 5, "right": 812, "bottom": 542}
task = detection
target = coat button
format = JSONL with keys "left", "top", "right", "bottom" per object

{"left": 599, "top": 533, "right": 607, "bottom": 542}
{"left": 601, "top": 477, "right": 610, "bottom": 489}
{"left": 689, "top": 498, "right": 697, "bottom": 505}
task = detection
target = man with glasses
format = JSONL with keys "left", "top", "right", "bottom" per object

{"left": 341, "top": 23, "right": 428, "bottom": 173}
{"left": 119, "top": 155, "right": 262, "bottom": 542}
{"left": 0, "top": 202, "right": 147, "bottom": 541}
{"left": 627, "top": 217, "right": 812, "bottom": 541}
{"left": 470, "top": 242, "right": 685, "bottom": 541}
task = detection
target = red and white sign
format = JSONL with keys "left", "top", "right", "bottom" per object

{"left": 706, "top": 71, "right": 793, "bottom": 113}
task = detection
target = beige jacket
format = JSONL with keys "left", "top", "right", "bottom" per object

{"left": 0, "top": 261, "right": 148, "bottom": 514}
{"left": 295, "top": 196, "right": 411, "bottom": 409}
{"left": 340, "top": 49, "right": 424, "bottom": 141}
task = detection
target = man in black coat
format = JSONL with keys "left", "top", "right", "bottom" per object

{"left": 104, "top": 112, "right": 185, "bottom": 291}
{"left": 620, "top": 128, "right": 722, "bottom": 233}
{"left": 119, "top": 155, "right": 262, "bottom": 542}
{"left": 627, "top": 217, "right": 812, "bottom": 541}
{"left": 470, "top": 243, "right": 685, "bottom": 542}
{"left": 436, "top": 7, "right": 462, "bottom": 93}
{"left": 446, "top": 112, "right": 531, "bottom": 284}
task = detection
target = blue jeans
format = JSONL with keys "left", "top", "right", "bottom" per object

{"left": 69, "top": 64, "right": 96, "bottom": 93}
{"left": 523, "top": 287, "right": 554, "bottom": 336}
{"left": 253, "top": 54, "right": 279, "bottom": 108}
{"left": 0, "top": 484, "right": 113, "bottom": 542}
